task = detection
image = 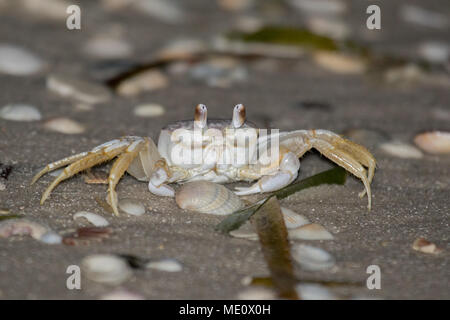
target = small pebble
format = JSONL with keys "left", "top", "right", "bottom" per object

{"left": 146, "top": 259, "right": 183, "bottom": 272}
{"left": 0, "top": 44, "right": 44, "bottom": 75}
{"left": 82, "top": 254, "right": 133, "bottom": 285}
{"left": 0, "top": 104, "right": 42, "bottom": 121}
{"left": 414, "top": 131, "right": 450, "bottom": 155}
{"left": 379, "top": 141, "right": 423, "bottom": 159}
{"left": 118, "top": 198, "right": 146, "bottom": 216}
{"left": 133, "top": 104, "right": 165, "bottom": 118}
{"left": 73, "top": 211, "right": 109, "bottom": 227}
{"left": 47, "top": 73, "right": 111, "bottom": 104}
{"left": 100, "top": 289, "right": 145, "bottom": 300}
{"left": 116, "top": 70, "right": 168, "bottom": 96}
{"left": 43, "top": 117, "right": 85, "bottom": 134}
{"left": 296, "top": 283, "right": 338, "bottom": 300}
{"left": 288, "top": 223, "right": 334, "bottom": 240}
{"left": 83, "top": 36, "right": 133, "bottom": 59}
{"left": 292, "top": 244, "right": 336, "bottom": 271}
{"left": 412, "top": 237, "right": 442, "bottom": 254}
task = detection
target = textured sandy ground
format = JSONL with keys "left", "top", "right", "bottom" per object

{"left": 0, "top": 0, "right": 449, "bottom": 299}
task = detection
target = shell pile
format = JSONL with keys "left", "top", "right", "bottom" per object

{"left": 175, "top": 181, "right": 244, "bottom": 215}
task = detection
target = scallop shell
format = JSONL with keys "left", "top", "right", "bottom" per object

{"left": 414, "top": 131, "right": 450, "bottom": 154}
{"left": 175, "top": 181, "right": 244, "bottom": 215}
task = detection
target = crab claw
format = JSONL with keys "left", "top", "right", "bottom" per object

{"left": 232, "top": 104, "right": 246, "bottom": 128}
{"left": 194, "top": 104, "right": 207, "bottom": 129}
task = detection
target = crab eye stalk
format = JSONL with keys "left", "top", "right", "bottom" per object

{"left": 232, "top": 104, "right": 246, "bottom": 128}
{"left": 194, "top": 104, "right": 207, "bottom": 129}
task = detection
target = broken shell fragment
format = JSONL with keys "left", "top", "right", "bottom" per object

{"left": 288, "top": 223, "right": 334, "bottom": 240}
{"left": 118, "top": 198, "right": 146, "bottom": 216}
{"left": 81, "top": 254, "right": 132, "bottom": 285}
{"left": 292, "top": 244, "right": 336, "bottom": 271}
{"left": 412, "top": 237, "right": 442, "bottom": 254}
{"left": 73, "top": 211, "right": 109, "bottom": 227}
{"left": 146, "top": 259, "right": 183, "bottom": 272}
{"left": 414, "top": 131, "right": 450, "bottom": 155}
{"left": 176, "top": 181, "right": 244, "bottom": 215}
{"left": 280, "top": 207, "right": 310, "bottom": 229}
{"left": 379, "top": 141, "right": 423, "bottom": 159}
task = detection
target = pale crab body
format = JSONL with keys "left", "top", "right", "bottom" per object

{"left": 31, "top": 104, "right": 376, "bottom": 216}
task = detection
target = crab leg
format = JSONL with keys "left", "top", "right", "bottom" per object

{"left": 31, "top": 152, "right": 89, "bottom": 185}
{"left": 235, "top": 152, "right": 300, "bottom": 195}
{"left": 107, "top": 139, "right": 147, "bottom": 216}
{"left": 40, "top": 143, "right": 129, "bottom": 205}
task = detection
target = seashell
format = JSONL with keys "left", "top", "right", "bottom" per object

{"left": 100, "top": 288, "right": 145, "bottom": 300}
{"left": 0, "top": 218, "right": 60, "bottom": 244}
{"left": 288, "top": 223, "right": 334, "bottom": 240}
{"left": 412, "top": 237, "right": 442, "bottom": 254}
{"left": 292, "top": 244, "right": 336, "bottom": 271}
{"left": 379, "top": 141, "right": 423, "bottom": 159}
{"left": 296, "top": 283, "right": 338, "bottom": 300}
{"left": 83, "top": 36, "right": 133, "bottom": 59}
{"left": 418, "top": 42, "right": 449, "bottom": 64}
{"left": 118, "top": 198, "right": 146, "bottom": 216}
{"left": 313, "top": 52, "right": 366, "bottom": 74}
{"left": 47, "top": 73, "right": 111, "bottom": 104}
{"left": 43, "top": 117, "right": 85, "bottom": 134}
{"left": 280, "top": 207, "right": 310, "bottom": 229}
{"left": 116, "top": 70, "right": 168, "bottom": 97}
{"left": 133, "top": 0, "right": 185, "bottom": 24}
{"left": 0, "top": 44, "right": 44, "bottom": 75}
{"left": 176, "top": 181, "right": 244, "bottom": 215}
{"left": 0, "top": 104, "right": 42, "bottom": 121}
{"left": 133, "top": 104, "right": 165, "bottom": 118}
{"left": 414, "top": 131, "right": 450, "bottom": 155}
{"left": 81, "top": 254, "right": 132, "bottom": 285}
{"left": 289, "top": 0, "right": 347, "bottom": 16}
{"left": 73, "top": 211, "right": 109, "bottom": 227}
{"left": 146, "top": 259, "right": 183, "bottom": 272}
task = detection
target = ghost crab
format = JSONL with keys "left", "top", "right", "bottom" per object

{"left": 31, "top": 104, "right": 376, "bottom": 216}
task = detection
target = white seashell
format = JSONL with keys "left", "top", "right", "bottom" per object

{"left": 39, "top": 231, "right": 62, "bottom": 244}
{"left": 83, "top": 36, "right": 133, "bottom": 59}
{"left": 133, "top": 104, "right": 165, "bottom": 118}
{"left": 237, "top": 287, "right": 276, "bottom": 300}
{"left": 0, "top": 44, "right": 44, "bottom": 75}
{"left": 176, "top": 181, "right": 244, "bottom": 215}
{"left": 47, "top": 73, "right": 111, "bottom": 104}
{"left": 0, "top": 104, "right": 42, "bottom": 121}
{"left": 280, "top": 207, "right": 310, "bottom": 229}
{"left": 116, "top": 70, "right": 168, "bottom": 96}
{"left": 288, "top": 223, "right": 334, "bottom": 240}
{"left": 0, "top": 219, "right": 60, "bottom": 244}
{"left": 100, "top": 288, "right": 145, "bottom": 300}
{"left": 418, "top": 42, "right": 449, "bottom": 64}
{"left": 414, "top": 131, "right": 450, "bottom": 155}
{"left": 118, "top": 198, "right": 146, "bottom": 216}
{"left": 133, "top": 0, "right": 185, "bottom": 24}
{"left": 146, "top": 259, "right": 183, "bottom": 272}
{"left": 296, "top": 283, "right": 338, "bottom": 300}
{"left": 379, "top": 141, "right": 423, "bottom": 159}
{"left": 292, "top": 244, "right": 336, "bottom": 271}
{"left": 43, "top": 117, "right": 85, "bottom": 134}
{"left": 81, "top": 254, "right": 132, "bottom": 285}
{"left": 73, "top": 211, "right": 109, "bottom": 227}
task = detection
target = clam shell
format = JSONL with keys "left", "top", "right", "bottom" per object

{"left": 414, "top": 131, "right": 450, "bottom": 154}
{"left": 73, "top": 211, "right": 109, "bottom": 227}
{"left": 176, "top": 181, "right": 244, "bottom": 215}
{"left": 292, "top": 244, "right": 336, "bottom": 271}
{"left": 81, "top": 254, "right": 132, "bottom": 285}
{"left": 288, "top": 223, "right": 334, "bottom": 240}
